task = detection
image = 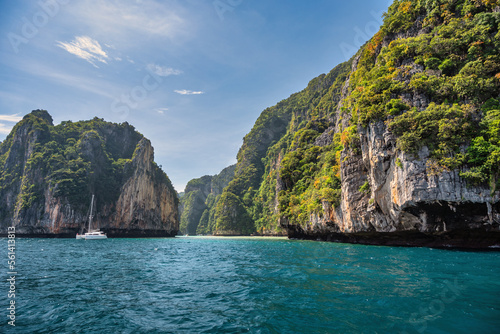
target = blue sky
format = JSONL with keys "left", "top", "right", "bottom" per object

{"left": 0, "top": 0, "right": 391, "bottom": 192}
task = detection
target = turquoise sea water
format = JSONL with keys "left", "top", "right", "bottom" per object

{"left": 1, "top": 237, "right": 499, "bottom": 333}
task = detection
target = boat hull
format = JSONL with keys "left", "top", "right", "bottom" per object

{"left": 84, "top": 234, "right": 107, "bottom": 240}
{"left": 76, "top": 231, "right": 108, "bottom": 240}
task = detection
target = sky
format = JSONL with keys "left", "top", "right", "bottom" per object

{"left": 0, "top": 0, "right": 392, "bottom": 192}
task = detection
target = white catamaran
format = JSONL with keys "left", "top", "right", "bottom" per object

{"left": 76, "top": 195, "right": 107, "bottom": 240}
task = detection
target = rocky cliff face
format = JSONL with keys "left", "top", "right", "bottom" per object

{"left": 210, "top": 0, "right": 500, "bottom": 248}
{"left": 105, "top": 138, "right": 179, "bottom": 237}
{"left": 283, "top": 0, "right": 500, "bottom": 248}
{"left": 179, "top": 165, "right": 236, "bottom": 235}
{"left": 335, "top": 120, "right": 499, "bottom": 234}
{"left": 213, "top": 60, "right": 353, "bottom": 236}
{"left": 0, "top": 110, "right": 179, "bottom": 237}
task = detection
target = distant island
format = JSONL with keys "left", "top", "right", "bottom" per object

{"left": 180, "top": 1, "right": 500, "bottom": 249}
{"left": 0, "top": 110, "right": 179, "bottom": 237}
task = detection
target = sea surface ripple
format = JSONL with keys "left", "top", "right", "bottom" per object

{"left": 1, "top": 237, "right": 499, "bottom": 333}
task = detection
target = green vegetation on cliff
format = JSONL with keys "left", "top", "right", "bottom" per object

{"left": 346, "top": 0, "right": 500, "bottom": 185}
{"left": 213, "top": 59, "right": 353, "bottom": 235}
{"left": 179, "top": 165, "right": 236, "bottom": 235}
{"left": 0, "top": 110, "right": 177, "bottom": 225}
{"left": 206, "top": 0, "right": 500, "bottom": 235}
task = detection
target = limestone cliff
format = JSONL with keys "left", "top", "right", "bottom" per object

{"left": 179, "top": 165, "right": 236, "bottom": 235}
{"left": 212, "top": 0, "right": 500, "bottom": 248}
{"left": 0, "top": 110, "right": 179, "bottom": 237}
{"left": 282, "top": 1, "right": 500, "bottom": 247}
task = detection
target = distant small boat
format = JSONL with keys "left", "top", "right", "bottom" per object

{"left": 76, "top": 194, "right": 107, "bottom": 240}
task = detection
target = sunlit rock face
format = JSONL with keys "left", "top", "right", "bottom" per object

{"left": 0, "top": 110, "right": 179, "bottom": 237}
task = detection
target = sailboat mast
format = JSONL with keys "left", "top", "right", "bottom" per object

{"left": 88, "top": 194, "right": 94, "bottom": 232}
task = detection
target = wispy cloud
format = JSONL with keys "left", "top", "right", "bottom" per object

{"left": 57, "top": 36, "right": 109, "bottom": 67}
{"left": 64, "top": 1, "right": 188, "bottom": 44}
{"left": 174, "top": 90, "right": 204, "bottom": 95}
{"left": 156, "top": 108, "right": 169, "bottom": 114}
{"left": 0, "top": 116, "right": 21, "bottom": 135}
{"left": 17, "top": 62, "right": 116, "bottom": 100}
{"left": 147, "top": 64, "right": 182, "bottom": 77}
{"left": 0, "top": 114, "right": 23, "bottom": 123}
{"left": 0, "top": 123, "right": 13, "bottom": 135}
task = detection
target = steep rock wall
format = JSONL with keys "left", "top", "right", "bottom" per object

{"left": 278, "top": 1, "right": 500, "bottom": 248}
{"left": 106, "top": 138, "right": 178, "bottom": 237}
{"left": 0, "top": 110, "right": 179, "bottom": 237}
{"left": 179, "top": 165, "right": 236, "bottom": 235}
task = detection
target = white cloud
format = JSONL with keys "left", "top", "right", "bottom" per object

{"left": 57, "top": 36, "right": 109, "bottom": 67}
{"left": 174, "top": 90, "right": 204, "bottom": 95}
{"left": 156, "top": 108, "right": 168, "bottom": 114}
{"left": 0, "top": 114, "right": 23, "bottom": 123}
{"left": 0, "top": 113, "right": 22, "bottom": 135}
{"left": 0, "top": 120, "right": 22, "bottom": 135}
{"left": 0, "top": 123, "right": 15, "bottom": 135}
{"left": 147, "top": 64, "right": 183, "bottom": 77}
{"left": 64, "top": 1, "right": 188, "bottom": 43}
